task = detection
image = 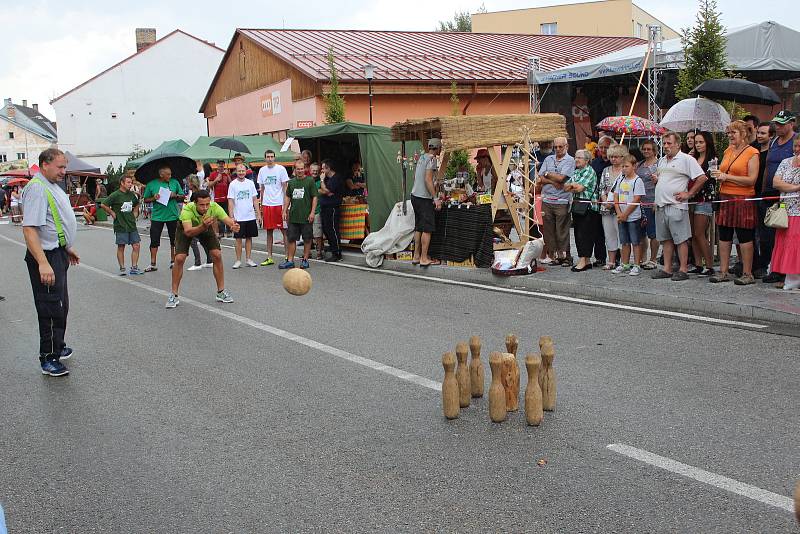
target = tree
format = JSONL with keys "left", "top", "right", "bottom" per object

{"left": 675, "top": 0, "right": 727, "bottom": 101}
{"left": 323, "top": 46, "right": 346, "bottom": 124}
{"left": 437, "top": 11, "right": 472, "bottom": 32}
{"left": 444, "top": 82, "right": 476, "bottom": 181}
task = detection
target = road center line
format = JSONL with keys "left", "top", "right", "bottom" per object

{"left": 87, "top": 224, "right": 767, "bottom": 330}
{"left": 607, "top": 443, "right": 794, "bottom": 513}
{"left": 0, "top": 234, "right": 442, "bottom": 392}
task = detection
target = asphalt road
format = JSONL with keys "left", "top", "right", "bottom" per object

{"left": 1, "top": 221, "right": 798, "bottom": 533}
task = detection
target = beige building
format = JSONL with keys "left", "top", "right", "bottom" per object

{"left": 472, "top": 0, "right": 679, "bottom": 40}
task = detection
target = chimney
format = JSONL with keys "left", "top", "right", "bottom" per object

{"left": 6, "top": 99, "right": 14, "bottom": 119}
{"left": 135, "top": 28, "right": 157, "bottom": 52}
{"left": 33, "top": 103, "right": 39, "bottom": 111}
{"left": 22, "top": 99, "right": 27, "bottom": 107}
{"left": 4, "top": 98, "right": 10, "bottom": 106}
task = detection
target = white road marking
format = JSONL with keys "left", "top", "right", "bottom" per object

{"left": 607, "top": 443, "right": 794, "bottom": 513}
{"left": 20, "top": 224, "right": 774, "bottom": 330}
{"left": 0, "top": 234, "right": 442, "bottom": 392}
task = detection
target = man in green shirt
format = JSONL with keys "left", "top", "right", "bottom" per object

{"left": 167, "top": 190, "right": 240, "bottom": 309}
{"left": 142, "top": 165, "right": 184, "bottom": 272}
{"left": 101, "top": 175, "right": 142, "bottom": 275}
{"left": 280, "top": 165, "right": 318, "bottom": 269}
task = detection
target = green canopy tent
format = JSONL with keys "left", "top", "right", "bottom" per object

{"left": 182, "top": 135, "right": 296, "bottom": 165}
{"left": 125, "top": 139, "right": 190, "bottom": 170}
{"left": 287, "top": 122, "right": 422, "bottom": 232}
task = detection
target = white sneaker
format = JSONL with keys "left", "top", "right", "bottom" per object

{"left": 232, "top": 260, "right": 242, "bottom": 269}
{"left": 540, "top": 257, "right": 553, "bottom": 265}
{"left": 246, "top": 259, "right": 258, "bottom": 267}
{"left": 611, "top": 264, "right": 627, "bottom": 274}
{"left": 165, "top": 294, "right": 180, "bottom": 309}
{"left": 203, "top": 262, "right": 213, "bottom": 268}
{"left": 187, "top": 264, "right": 203, "bottom": 271}
{"left": 629, "top": 265, "right": 641, "bottom": 276}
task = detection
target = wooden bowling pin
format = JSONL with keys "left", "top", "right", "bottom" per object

{"left": 540, "top": 343, "right": 556, "bottom": 411}
{"left": 538, "top": 335, "right": 553, "bottom": 350}
{"left": 524, "top": 354, "right": 544, "bottom": 426}
{"left": 500, "top": 352, "right": 520, "bottom": 412}
{"left": 488, "top": 352, "right": 507, "bottom": 423}
{"left": 505, "top": 334, "right": 519, "bottom": 356}
{"left": 455, "top": 342, "right": 471, "bottom": 408}
{"left": 539, "top": 342, "right": 553, "bottom": 392}
{"left": 441, "top": 352, "right": 459, "bottom": 420}
{"left": 469, "top": 335, "right": 484, "bottom": 398}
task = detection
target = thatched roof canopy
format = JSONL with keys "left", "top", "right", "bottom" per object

{"left": 390, "top": 114, "right": 567, "bottom": 151}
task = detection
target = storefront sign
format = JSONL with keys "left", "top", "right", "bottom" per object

{"left": 260, "top": 90, "right": 282, "bottom": 117}
{"left": 295, "top": 121, "right": 314, "bottom": 128}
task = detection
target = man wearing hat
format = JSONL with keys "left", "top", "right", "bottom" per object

{"left": 759, "top": 110, "right": 796, "bottom": 284}
{"left": 411, "top": 138, "right": 442, "bottom": 266}
{"left": 232, "top": 153, "right": 258, "bottom": 197}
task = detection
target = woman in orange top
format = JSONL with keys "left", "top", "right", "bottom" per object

{"left": 710, "top": 120, "right": 760, "bottom": 285}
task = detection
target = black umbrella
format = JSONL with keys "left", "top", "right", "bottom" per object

{"left": 209, "top": 138, "right": 251, "bottom": 154}
{"left": 134, "top": 153, "right": 197, "bottom": 184}
{"left": 693, "top": 78, "right": 781, "bottom": 106}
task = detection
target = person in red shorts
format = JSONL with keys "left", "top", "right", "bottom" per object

{"left": 257, "top": 149, "right": 289, "bottom": 265}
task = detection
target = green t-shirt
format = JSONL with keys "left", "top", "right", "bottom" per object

{"left": 143, "top": 179, "right": 183, "bottom": 221}
{"left": 286, "top": 177, "right": 318, "bottom": 224}
{"left": 180, "top": 201, "right": 228, "bottom": 227}
{"left": 102, "top": 189, "right": 139, "bottom": 233}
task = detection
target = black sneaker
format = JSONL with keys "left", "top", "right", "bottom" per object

{"left": 687, "top": 266, "right": 704, "bottom": 275}
{"left": 324, "top": 253, "right": 342, "bottom": 262}
{"left": 41, "top": 360, "right": 69, "bottom": 377}
{"left": 699, "top": 267, "right": 715, "bottom": 276}
{"left": 762, "top": 272, "right": 785, "bottom": 284}
{"left": 732, "top": 262, "right": 744, "bottom": 277}
{"left": 59, "top": 347, "right": 73, "bottom": 361}
{"left": 671, "top": 271, "right": 689, "bottom": 281}
{"left": 752, "top": 268, "right": 767, "bottom": 279}
{"left": 651, "top": 270, "right": 673, "bottom": 279}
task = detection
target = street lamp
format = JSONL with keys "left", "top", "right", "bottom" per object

{"left": 364, "top": 64, "right": 376, "bottom": 125}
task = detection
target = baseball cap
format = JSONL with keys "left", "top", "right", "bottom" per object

{"left": 771, "top": 110, "right": 796, "bottom": 124}
{"left": 427, "top": 138, "right": 442, "bottom": 149}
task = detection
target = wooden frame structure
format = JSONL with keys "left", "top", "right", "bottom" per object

{"left": 391, "top": 114, "right": 567, "bottom": 251}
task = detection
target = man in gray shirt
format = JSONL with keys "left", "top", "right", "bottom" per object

{"left": 538, "top": 137, "right": 575, "bottom": 265}
{"left": 410, "top": 138, "right": 442, "bottom": 267}
{"left": 21, "top": 148, "right": 80, "bottom": 377}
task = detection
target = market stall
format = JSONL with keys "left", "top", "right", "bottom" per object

{"left": 182, "top": 135, "right": 295, "bottom": 165}
{"left": 63, "top": 151, "right": 104, "bottom": 213}
{"left": 287, "top": 122, "right": 423, "bottom": 242}
{"left": 125, "top": 139, "right": 190, "bottom": 170}
{"left": 390, "top": 114, "right": 566, "bottom": 267}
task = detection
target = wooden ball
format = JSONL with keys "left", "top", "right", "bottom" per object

{"left": 282, "top": 268, "right": 312, "bottom": 296}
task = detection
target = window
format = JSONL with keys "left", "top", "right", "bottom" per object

{"left": 635, "top": 22, "right": 643, "bottom": 38}
{"left": 540, "top": 22, "right": 557, "bottom": 35}
{"left": 0, "top": 154, "right": 7, "bottom": 162}
{"left": 7, "top": 131, "right": 13, "bottom": 139}
{"left": 17, "top": 152, "right": 25, "bottom": 160}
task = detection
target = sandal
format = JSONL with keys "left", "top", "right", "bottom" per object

{"left": 420, "top": 259, "right": 442, "bottom": 267}
{"left": 602, "top": 263, "right": 614, "bottom": 270}
{"left": 144, "top": 265, "right": 157, "bottom": 272}
{"left": 411, "top": 260, "right": 420, "bottom": 265}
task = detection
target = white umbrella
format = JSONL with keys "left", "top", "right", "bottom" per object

{"left": 660, "top": 97, "right": 731, "bottom": 132}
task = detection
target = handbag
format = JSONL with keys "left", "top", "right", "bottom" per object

{"left": 764, "top": 202, "right": 789, "bottom": 229}
{"left": 571, "top": 174, "right": 598, "bottom": 216}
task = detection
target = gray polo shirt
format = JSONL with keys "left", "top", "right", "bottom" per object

{"left": 21, "top": 172, "right": 77, "bottom": 250}
{"left": 411, "top": 153, "right": 438, "bottom": 199}
{"left": 540, "top": 153, "right": 575, "bottom": 204}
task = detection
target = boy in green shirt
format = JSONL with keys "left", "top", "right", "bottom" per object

{"left": 166, "top": 190, "right": 240, "bottom": 309}
{"left": 280, "top": 165, "right": 318, "bottom": 269}
{"left": 142, "top": 165, "right": 184, "bottom": 271}
{"left": 101, "top": 175, "right": 142, "bottom": 275}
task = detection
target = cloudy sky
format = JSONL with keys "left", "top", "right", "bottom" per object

{"left": 3, "top": 0, "right": 794, "bottom": 121}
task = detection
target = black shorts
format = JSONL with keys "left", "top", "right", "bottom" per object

{"left": 287, "top": 222, "right": 313, "bottom": 242}
{"left": 233, "top": 219, "right": 259, "bottom": 239}
{"left": 150, "top": 219, "right": 177, "bottom": 248}
{"left": 175, "top": 224, "right": 221, "bottom": 256}
{"left": 411, "top": 194, "right": 436, "bottom": 233}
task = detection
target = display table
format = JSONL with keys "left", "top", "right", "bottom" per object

{"left": 429, "top": 203, "right": 494, "bottom": 267}
{"left": 341, "top": 203, "right": 368, "bottom": 240}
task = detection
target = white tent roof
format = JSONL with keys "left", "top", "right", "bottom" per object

{"left": 535, "top": 21, "right": 800, "bottom": 84}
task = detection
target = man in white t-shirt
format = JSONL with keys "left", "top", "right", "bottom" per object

{"left": 257, "top": 149, "right": 290, "bottom": 265}
{"left": 652, "top": 132, "right": 706, "bottom": 281}
{"left": 227, "top": 164, "right": 261, "bottom": 269}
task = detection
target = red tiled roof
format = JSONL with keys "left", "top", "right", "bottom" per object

{"left": 238, "top": 29, "right": 644, "bottom": 82}
{"left": 51, "top": 29, "right": 224, "bottom": 104}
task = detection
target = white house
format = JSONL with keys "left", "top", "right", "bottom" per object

{"left": 51, "top": 29, "right": 224, "bottom": 170}
{"left": 0, "top": 99, "right": 57, "bottom": 166}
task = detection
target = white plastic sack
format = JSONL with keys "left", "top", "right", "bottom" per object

{"left": 360, "top": 201, "right": 415, "bottom": 268}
